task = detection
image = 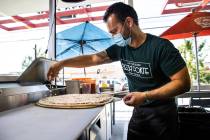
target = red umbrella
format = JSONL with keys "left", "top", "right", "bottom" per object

{"left": 160, "top": 12, "right": 210, "bottom": 40}
{"left": 160, "top": 12, "right": 210, "bottom": 91}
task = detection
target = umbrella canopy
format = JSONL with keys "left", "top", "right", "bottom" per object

{"left": 160, "top": 12, "right": 210, "bottom": 40}
{"left": 160, "top": 12, "right": 210, "bottom": 91}
{"left": 56, "top": 21, "right": 113, "bottom": 60}
{"left": 56, "top": 21, "right": 114, "bottom": 76}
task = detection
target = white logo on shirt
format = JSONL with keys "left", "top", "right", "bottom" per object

{"left": 121, "top": 59, "right": 153, "bottom": 78}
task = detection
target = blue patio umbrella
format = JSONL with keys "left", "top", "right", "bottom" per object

{"left": 56, "top": 21, "right": 114, "bottom": 75}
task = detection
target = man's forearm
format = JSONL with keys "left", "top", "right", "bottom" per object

{"left": 60, "top": 55, "right": 97, "bottom": 68}
{"left": 58, "top": 51, "right": 112, "bottom": 68}
{"left": 146, "top": 80, "right": 190, "bottom": 100}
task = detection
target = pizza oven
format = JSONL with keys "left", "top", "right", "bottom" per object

{"left": 0, "top": 58, "right": 65, "bottom": 112}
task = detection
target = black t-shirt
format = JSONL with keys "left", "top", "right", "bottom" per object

{"left": 106, "top": 33, "right": 186, "bottom": 106}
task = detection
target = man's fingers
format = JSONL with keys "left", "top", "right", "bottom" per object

{"left": 47, "top": 65, "right": 57, "bottom": 78}
{"left": 123, "top": 94, "right": 132, "bottom": 102}
{"left": 123, "top": 94, "right": 135, "bottom": 106}
{"left": 124, "top": 97, "right": 134, "bottom": 106}
{"left": 47, "top": 67, "right": 53, "bottom": 80}
{"left": 49, "top": 73, "right": 58, "bottom": 81}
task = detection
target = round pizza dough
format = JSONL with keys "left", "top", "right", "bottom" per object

{"left": 37, "top": 94, "right": 113, "bottom": 109}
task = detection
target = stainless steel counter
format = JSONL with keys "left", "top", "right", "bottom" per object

{"left": 178, "top": 91, "right": 210, "bottom": 98}
{"left": 0, "top": 104, "right": 104, "bottom": 140}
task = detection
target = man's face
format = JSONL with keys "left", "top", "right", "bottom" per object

{"left": 106, "top": 14, "right": 130, "bottom": 39}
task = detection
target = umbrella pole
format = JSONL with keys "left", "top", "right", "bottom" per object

{"left": 81, "top": 41, "right": 86, "bottom": 77}
{"left": 83, "top": 68, "right": 86, "bottom": 77}
{"left": 80, "top": 22, "right": 88, "bottom": 77}
{"left": 193, "top": 33, "right": 200, "bottom": 91}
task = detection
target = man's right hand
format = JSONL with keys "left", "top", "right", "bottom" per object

{"left": 47, "top": 62, "right": 63, "bottom": 81}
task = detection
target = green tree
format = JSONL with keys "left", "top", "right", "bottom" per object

{"left": 22, "top": 47, "right": 46, "bottom": 71}
{"left": 178, "top": 40, "right": 210, "bottom": 84}
{"left": 22, "top": 56, "right": 33, "bottom": 71}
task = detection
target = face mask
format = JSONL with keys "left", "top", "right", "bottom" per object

{"left": 112, "top": 22, "right": 132, "bottom": 47}
{"left": 113, "top": 33, "right": 131, "bottom": 47}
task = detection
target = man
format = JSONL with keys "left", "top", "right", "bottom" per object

{"left": 47, "top": 2, "right": 191, "bottom": 139}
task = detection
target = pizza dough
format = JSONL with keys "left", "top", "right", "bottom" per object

{"left": 37, "top": 94, "right": 113, "bottom": 109}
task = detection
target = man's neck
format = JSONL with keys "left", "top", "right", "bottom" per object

{"left": 130, "top": 26, "right": 147, "bottom": 48}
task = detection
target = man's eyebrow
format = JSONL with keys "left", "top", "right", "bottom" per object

{"left": 109, "top": 27, "right": 117, "bottom": 34}
{"left": 109, "top": 29, "right": 115, "bottom": 33}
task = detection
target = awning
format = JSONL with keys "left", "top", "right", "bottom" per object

{"left": 0, "top": 0, "right": 121, "bottom": 31}
{"left": 162, "top": 0, "right": 210, "bottom": 14}
{"left": 0, "top": 0, "right": 117, "bottom": 16}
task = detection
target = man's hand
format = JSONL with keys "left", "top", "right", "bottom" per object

{"left": 47, "top": 62, "right": 63, "bottom": 81}
{"left": 123, "top": 92, "right": 146, "bottom": 106}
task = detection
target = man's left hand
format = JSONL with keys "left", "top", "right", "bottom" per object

{"left": 123, "top": 92, "right": 146, "bottom": 106}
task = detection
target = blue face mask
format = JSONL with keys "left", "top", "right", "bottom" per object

{"left": 112, "top": 33, "right": 131, "bottom": 47}
{"left": 112, "top": 21, "right": 132, "bottom": 47}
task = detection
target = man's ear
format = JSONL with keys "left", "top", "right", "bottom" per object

{"left": 127, "top": 17, "right": 134, "bottom": 28}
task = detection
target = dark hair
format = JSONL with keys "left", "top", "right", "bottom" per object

{"left": 103, "top": 2, "right": 139, "bottom": 25}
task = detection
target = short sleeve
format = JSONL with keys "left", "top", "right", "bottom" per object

{"left": 159, "top": 40, "right": 186, "bottom": 77}
{"left": 105, "top": 44, "right": 121, "bottom": 61}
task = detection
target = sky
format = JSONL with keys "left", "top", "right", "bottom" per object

{"left": 0, "top": 0, "right": 209, "bottom": 75}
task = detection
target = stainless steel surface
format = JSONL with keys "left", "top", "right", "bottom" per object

{"left": 0, "top": 76, "right": 18, "bottom": 82}
{"left": 0, "top": 85, "right": 67, "bottom": 112}
{"left": 0, "top": 58, "right": 59, "bottom": 112}
{"left": 79, "top": 104, "right": 111, "bottom": 140}
{"left": 0, "top": 84, "right": 50, "bottom": 112}
{"left": 0, "top": 94, "right": 28, "bottom": 111}
{"left": 103, "top": 91, "right": 128, "bottom": 99}
{"left": 0, "top": 104, "right": 104, "bottom": 140}
{"left": 0, "top": 91, "right": 51, "bottom": 111}
{"left": 0, "top": 85, "right": 48, "bottom": 96}
{"left": 0, "top": 83, "right": 21, "bottom": 88}
{"left": 178, "top": 91, "right": 210, "bottom": 98}
{"left": 18, "top": 57, "right": 56, "bottom": 83}
{"left": 65, "top": 80, "right": 80, "bottom": 94}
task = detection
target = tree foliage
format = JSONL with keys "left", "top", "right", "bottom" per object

{"left": 22, "top": 47, "right": 45, "bottom": 71}
{"left": 178, "top": 40, "right": 210, "bottom": 84}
